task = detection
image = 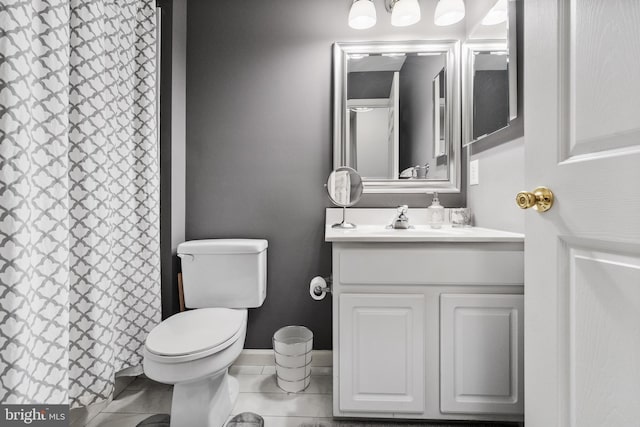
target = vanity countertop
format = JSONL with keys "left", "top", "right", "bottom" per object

{"left": 325, "top": 224, "right": 524, "bottom": 243}
{"left": 325, "top": 208, "right": 524, "bottom": 243}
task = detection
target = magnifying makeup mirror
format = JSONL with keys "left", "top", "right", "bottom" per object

{"left": 325, "top": 166, "right": 363, "bottom": 229}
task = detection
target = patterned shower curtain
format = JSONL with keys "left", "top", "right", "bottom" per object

{"left": 0, "top": 0, "right": 160, "bottom": 408}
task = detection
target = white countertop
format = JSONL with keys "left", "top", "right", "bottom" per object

{"left": 325, "top": 224, "right": 524, "bottom": 243}
{"left": 325, "top": 208, "right": 524, "bottom": 243}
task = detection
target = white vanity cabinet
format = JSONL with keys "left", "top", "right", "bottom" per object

{"left": 440, "top": 293, "right": 524, "bottom": 415}
{"left": 339, "top": 293, "right": 425, "bottom": 413}
{"left": 328, "top": 236, "right": 524, "bottom": 423}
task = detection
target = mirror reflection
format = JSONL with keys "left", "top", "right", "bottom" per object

{"left": 334, "top": 41, "right": 461, "bottom": 193}
{"left": 346, "top": 52, "right": 449, "bottom": 181}
{"left": 472, "top": 51, "right": 509, "bottom": 139}
{"left": 326, "top": 166, "right": 363, "bottom": 208}
{"left": 463, "top": 0, "right": 517, "bottom": 145}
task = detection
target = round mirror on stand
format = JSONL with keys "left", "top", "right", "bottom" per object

{"left": 325, "top": 166, "right": 363, "bottom": 229}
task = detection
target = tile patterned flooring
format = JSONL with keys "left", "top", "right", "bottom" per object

{"left": 76, "top": 365, "right": 521, "bottom": 427}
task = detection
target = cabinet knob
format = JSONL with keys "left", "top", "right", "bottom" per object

{"left": 515, "top": 187, "right": 554, "bottom": 212}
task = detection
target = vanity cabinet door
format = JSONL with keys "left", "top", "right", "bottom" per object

{"left": 440, "top": 293, "right": 524, "bottom": 415}
{"left": 339, "top": 293, "right": 425, "bottom": 413}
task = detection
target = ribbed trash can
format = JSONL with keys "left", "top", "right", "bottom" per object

{"left": 273, "top": 326, "right": 313, "bottom": 392}
{"left": 226, "top": 413, "right": 264, "bottom": 427}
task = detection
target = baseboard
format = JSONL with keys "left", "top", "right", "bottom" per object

{"left": 235, "top": 349, "right": 332, "bottom": 367}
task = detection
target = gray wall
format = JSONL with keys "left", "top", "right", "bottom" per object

{"left": 186, "top": 0, "right": 465, "bottom": 349}
{"left": 473, "top": 70, "right": 509, "bottom": 139}
{"left": 399, "top": 55, "right": 446, "bottom": 178}
{"left": 467, "top": 137, "right": 525, "bottom": 233}
{"left": 348, "top": 71, "right": 394, "bottom": 99}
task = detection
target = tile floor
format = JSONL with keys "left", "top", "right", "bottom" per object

{"left": 77, "top": 365, "right": 522, "bottom": 427}
{"left": 77, "top": 365, "right": 333, "bottom": 427}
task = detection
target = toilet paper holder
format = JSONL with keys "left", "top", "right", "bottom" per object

{"left": 311, "top": 276, "right": 333, "bottom": 298}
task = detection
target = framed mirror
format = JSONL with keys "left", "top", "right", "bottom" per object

{"left": 333, "top": 41, "right": 461, "bottom": 194}
{"left": 462, "top": 0, "right": 518, "bottom": 146}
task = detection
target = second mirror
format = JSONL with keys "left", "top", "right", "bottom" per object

{"left": 326, "top": 167, "right": 363, "bottom": 229}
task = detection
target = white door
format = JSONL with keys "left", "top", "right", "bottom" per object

{"left": 525, "top": 1, "right": 640, "bottom": 427}
{"left": 339, "top": 293, "right": 425, "bottom": 413}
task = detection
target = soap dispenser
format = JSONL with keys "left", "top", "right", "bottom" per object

{"left": 428, "top": 192, "right": 445, "bottom": 229}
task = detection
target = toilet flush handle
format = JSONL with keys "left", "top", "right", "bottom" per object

{"left": 177, "top": 253, "right": 195, "bottom": 262}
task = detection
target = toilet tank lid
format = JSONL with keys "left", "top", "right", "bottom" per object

{"left": 178, "top": 239, "right": 268, "bottom": 255}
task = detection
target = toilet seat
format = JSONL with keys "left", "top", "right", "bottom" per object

{"left": 145, "top": 308, "right": 247, "bottom": 363}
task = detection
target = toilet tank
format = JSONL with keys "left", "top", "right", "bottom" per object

{"left": 177, "top": 239, "right": 267, "bottom": 309}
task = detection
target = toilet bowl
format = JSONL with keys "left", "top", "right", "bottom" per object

{"left": 143, "top": 239, "right": 268, "bottom": 427}
{"left": 144, "top": 308, "right": 247, "bottom": 427}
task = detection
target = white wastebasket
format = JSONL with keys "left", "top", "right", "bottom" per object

{"left": 272, "top": 326, "right": 313, "bottom": 392}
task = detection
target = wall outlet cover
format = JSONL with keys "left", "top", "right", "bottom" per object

{"left": 469, "top": 159, "right": 479, "bottom": 186}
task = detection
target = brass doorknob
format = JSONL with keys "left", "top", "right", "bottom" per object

{"left": 516, "top": 187, "right": 554, "bottom": 212}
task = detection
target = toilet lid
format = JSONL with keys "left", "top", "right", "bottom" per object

{"left": 145, "top": 308, "right": 246, "bottom": 357}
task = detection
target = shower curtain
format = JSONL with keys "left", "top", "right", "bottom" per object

{"left": 0, "top": 0, "right": 160, "bottom": 408}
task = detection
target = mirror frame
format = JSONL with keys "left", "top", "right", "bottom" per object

{"left": 462, "top": 0, "right": 518, "bottom": 146}
{"left": 333, "top": 40, "right": 461, "bottom": 194}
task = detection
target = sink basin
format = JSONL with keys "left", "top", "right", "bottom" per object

{"left": 384, "top": 225, "right": 473, "bottom": 233}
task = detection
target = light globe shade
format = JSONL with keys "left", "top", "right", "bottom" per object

{"left": 434, "top": 0, "right": 465, "bottom": 26}
{"left": 391, "top": 0, "right": 421, "bottom": 27}
{"left": 481, "top": 0, "right": 508, "bottom": 25}
{"left": 348, "top": 0, "right": 377, "bottom": 30}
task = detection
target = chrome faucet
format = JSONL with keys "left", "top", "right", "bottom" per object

{"left": 389, "top": 205, "right": 411, "bottom": 229}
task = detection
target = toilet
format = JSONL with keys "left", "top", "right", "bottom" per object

{"left": 143, "top": 239, "right": 267, "bottom": 427}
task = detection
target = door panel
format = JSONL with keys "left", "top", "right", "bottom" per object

{"left": 525, "top": 1, "right": 640, "bottom": 426}
{"left": 572, "top": 0, "right": 640, "bottom": 152}
{"left": 567, "top": 249, "right": 640, "bottom": 427}
{"left": 339, "top": 293, "right": 425, "bottom": 413}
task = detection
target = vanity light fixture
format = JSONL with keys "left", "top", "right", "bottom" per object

{"left": 348, "top": 0, "right": 377, "bottom": 29}
{"left": 348, "top": 0, "right": 422, "bottom": 30}
{"left": 434, "top": 0, "right": 465, "bottom": 26}
{"left": 386, "top": 0, "right": 421, "bottom": 27}
{"left": 481, "top": 0, "right": 508, "bottom": 25}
